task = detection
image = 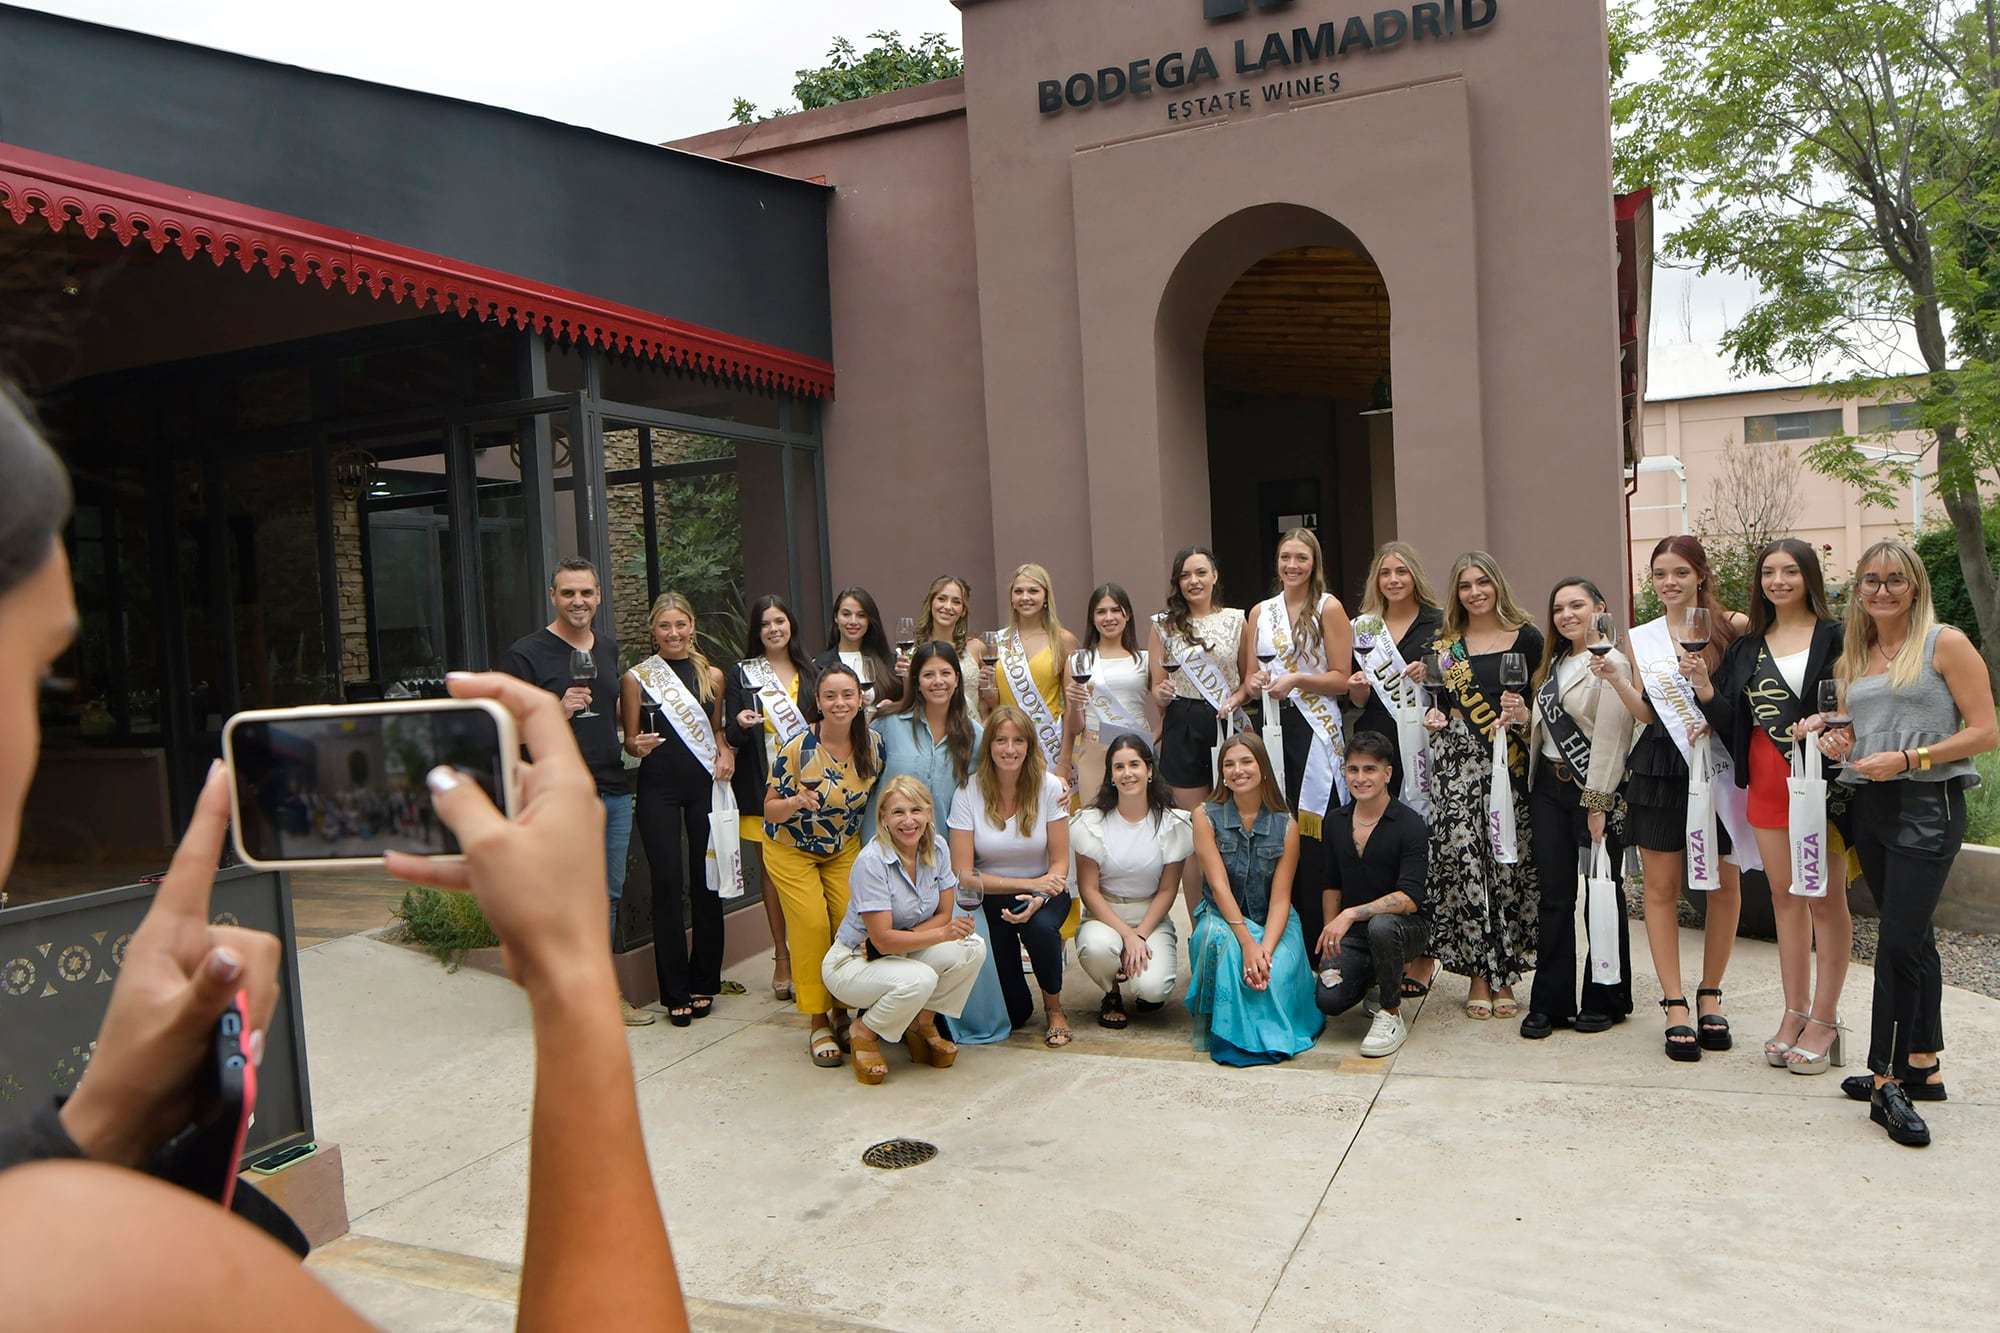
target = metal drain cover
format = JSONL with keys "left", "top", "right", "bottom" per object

{"left": 861, "top": 1138, "right": 938, "bottom": 1170}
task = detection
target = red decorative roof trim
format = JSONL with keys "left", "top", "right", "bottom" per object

{"left": 0, "top": 143, "right": 833, "bottom": 399}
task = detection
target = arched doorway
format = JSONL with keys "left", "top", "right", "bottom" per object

{"left": 1202, "top": 244, "right": 1390, "bottom": 604}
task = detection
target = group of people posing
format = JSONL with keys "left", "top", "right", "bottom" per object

{"left": 506, "top": 526, "right": 1993, "bottom": 1149}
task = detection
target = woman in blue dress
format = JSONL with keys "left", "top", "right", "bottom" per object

{"left": 1186, "top": 731, "right": 1324, "bottom": 1065}
{"left": 872, "top": 640, "right": 1011, "bottom": 1044}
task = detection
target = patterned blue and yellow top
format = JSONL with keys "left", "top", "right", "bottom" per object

{"left": 764, "top": 726, "right": 887, "bottom": 856}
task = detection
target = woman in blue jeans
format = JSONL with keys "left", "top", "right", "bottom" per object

{"left": 1186, "top": 732, "right": 1324, "bottom": 1065}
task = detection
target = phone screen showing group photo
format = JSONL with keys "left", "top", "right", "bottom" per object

{"left": 229, "top": 708, "right": 504, "bottom": 861}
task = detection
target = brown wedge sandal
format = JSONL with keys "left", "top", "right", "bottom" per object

{"left": 849, "top": 1027, "right": 888, "bottom": 1085}
{"left": 903, "top": 1011, "right": 958, "bottom": 1069}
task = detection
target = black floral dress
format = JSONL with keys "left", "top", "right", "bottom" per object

{"left": 1423, "top": 629, "right": 1541, "bottom": 988}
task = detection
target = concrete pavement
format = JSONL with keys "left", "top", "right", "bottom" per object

{"left": 299, "top": 920, "right": 1999, "bottom": 1331}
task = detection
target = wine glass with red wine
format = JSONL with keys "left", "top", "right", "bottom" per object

{"left": 570, "top": 649, "right": 599, "bottom": 719}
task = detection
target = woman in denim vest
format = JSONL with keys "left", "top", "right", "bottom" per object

{"left": 1185, "top": 732, "right": 1324, "bottom": 1065}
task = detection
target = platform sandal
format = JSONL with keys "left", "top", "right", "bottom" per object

{"left": 1785, "top": 1014, "right": 1846, "bottom": 1075}
{"left": 1660, "top": 997, "right": 1701, "bottom": 1062}
{"left": 1764, "top": 1007, "right": 1809, "bottom": 1068}
{"left": 849, "top": 1028, "right": 887, "bottom": 1085}
{"left": 1694, "top": 987, "right": 1731, "bottom": 1052}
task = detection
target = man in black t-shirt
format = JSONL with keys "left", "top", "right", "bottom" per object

{"left": 498, "top": 557, "right": 652, "bottom": 1026}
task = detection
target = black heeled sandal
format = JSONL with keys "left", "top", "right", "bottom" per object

{"left": 1660, "top": 997, "right": 1701, "bottom": 1062}
{"left": 1695, "top": 987, "right": 1732, "bottom": 1051}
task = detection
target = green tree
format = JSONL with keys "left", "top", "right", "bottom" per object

{"left": 1614, "top": 0, "right": 2000, "bottom": 693}
{"left": 730, "top": 30, "right": 963, "bottom": 123}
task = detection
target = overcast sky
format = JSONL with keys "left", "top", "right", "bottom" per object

{"left": 16, "top": 0, "right": 1793, "bottom": 391}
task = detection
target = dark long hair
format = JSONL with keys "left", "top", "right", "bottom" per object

{"left": 1745, "top": 538, "right": 1834, "bottom": 637}
{"left": 1163, "top": 546, "right": 1222, "bottom": 652}
{"left": 1647, "top": 535, "right": 1739, "bottom": 672}
{"left": 1080, "top": 583, "right": 1140, "bottom": 656}
{"left": 812, "top": 661, "right": 878, "bottom": 782}
{"left": 825, "top": 585, "right": 902, "bottom": 705}
{"left": 880, "top": 640, "right": 976, "bottom": 788}
{"left": 743, "top": 594, "right": 816, "bottom": 677}
{"left": 1090, "top": 733, "right": 1176, "bottom": 817}
{"left": 0, "top": 382, "right": 71, "bottom": 599}
{"left": 1532, "top": 576, "right": 1607, "bottom": 690}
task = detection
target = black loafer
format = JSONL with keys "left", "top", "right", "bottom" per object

{"left": 1870, "top": 1081, "right": 1932, "bottom": 1147}
{"left": 1574, "top": 1011, "right": 1614, "bottom": 1034}
{"left": 1844, "top": 1067, "right": 1947, "bottom": 1103}
{"left": 1519, "top": 1012, "right": 1555, "bottom": 1040}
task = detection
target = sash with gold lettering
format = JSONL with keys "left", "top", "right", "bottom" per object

{"left": 1354, "top": 615, "right": 1430, "bottom": 817}
{"left": 1154, "top": 612, "right": 1248, "bottom": 783}
{"left": 632, "top": 655, "right": 718, "bottom": 775}
{"left": 1747, "top": 643, "right": 1811, "bottom": 760}
{"left": 1438, "top": 635, "right": 1524, "bottom": 866}
{"left": 739, "top": 657, "right": 810, "bottom": 771}
{"left": 999, "top": 631, "right": 1066, "bottom": 769}
{"left": 1263, "top": 597, "right": 1347, "bottom": 836}
{"left": 1628, "top": 618, "right": 1761, "bottom": 877}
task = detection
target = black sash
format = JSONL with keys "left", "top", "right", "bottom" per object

{"left": 1746, "top": 643, "right": 1809, "bottom": 760}
{"left": 1535, "top": 663, "right": 1593, "bottom": 778}
{"left": 1438, "top": 636, "right": 1528, "bottom": 779}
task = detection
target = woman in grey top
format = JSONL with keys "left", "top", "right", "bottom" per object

{"left": 1815, "top": 541, "right": 1996, "bottom": 1147}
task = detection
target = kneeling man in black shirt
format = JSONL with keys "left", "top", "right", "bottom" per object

{"left": 1315, "top": 732, "right": 1428, "bottom": 1058}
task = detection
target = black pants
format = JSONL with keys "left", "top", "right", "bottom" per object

{"left": 1316, "top": 913, "right": 1428, "bottom": 1017}
{"left": 982, "top": 891, "right": 1071, "bottom": 1028}
{"left": 1851, "top": 780, "right": 1964, "bottom": 1075}
{"left": 1280, "top": 704, "right": 1330, "bottom": 956}
{"left": 635, "top": 774, "right": 721, "bottom": 1009}
{"left": 1527, "top": 765, "right": 1633, "bottom": 1022}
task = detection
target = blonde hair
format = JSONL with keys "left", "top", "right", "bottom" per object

{"left": 1441, "top": 551, "right": 1532, "bottom": 640}
{"left": 649, "top": 592, "right": 716, "bottom": 704}
{"left": 915, "top": 575, "right": 972, "bottom": 655}
{"left": 1836, "top": 540, "right": 1938, "bottom": 693}
{"left": 1005, "top": 563, "right": 1066, "bottom": 646}
{"left": 1360, "top": 541, "right": 1442, "bottom": 617}
{"left": 1274, "top": 528, "right": 1329, "bottom": 659}
{"left": 974, "top": 705, "right": 1048, "bottom": 832}
{"left": 873, "top": 774, "right": 939, "bottom": 866}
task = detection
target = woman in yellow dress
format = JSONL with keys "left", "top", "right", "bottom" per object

{"left": 977, "top": 562, "right": 1078, "bottom": 795}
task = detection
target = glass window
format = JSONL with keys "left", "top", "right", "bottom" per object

{"left": 464, "top": 419, "right": 547, "bottom": 668}
{"left": 226, "top": 451, "right": 333, "bottom": 707}
{"left": 1743, "top": 409, "right": 1843, "bottom": 443}
{"left": 1857, "top": 402, "right": 1922, "bottom": 434}
{"left": 544, "top": 337, "right": 587, "bottom": 394}
{"left": 364, "top": 445, "right": 457, "bottom": 683}
{"left": 598, "top": 350, "right": 784, "bottom": 429}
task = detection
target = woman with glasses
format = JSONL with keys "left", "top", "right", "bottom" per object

{"left": 1816, "top": 543, "right": 1996, "bottom": 1147}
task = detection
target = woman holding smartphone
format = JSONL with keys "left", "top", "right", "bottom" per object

{"left": 726, "top": 595, "right": 817, "bottom": 1001}
{"left": 621, "top": 594, "right": 733, "bottom": 1026}
{"left": 1423, "top": 551, "right": 1541, "bottom": 1020}
{"left": 763, "top": 663, "right": 886, "bottom": 1068}
{"left": 1074, "top": 735, "right": 1191, "bottom": 1028}
{"left": 815, "top": 586, "right": 903, "bottom": 714}
{"left": 1186, "top": 732, "right": 1323, "bottom": 1065}
{"left": 1063, "top": 583, "right": 1155, "bottom": 802}
{"left": 1594, "top": 537, "right": 1747, "bottom": 1062}
{"left": 981, "top": 563, "right": 1077, "bottom": 793}
{"left": 1697, "top": 539, "right": 1848, "bottom": 1072}
{"left": 1817, "top": 541, "right": 1996, "bottom": 1146}
{"left": 822, "top": 776, "right": 989, "bottom": 1085}
{"left": 1150, "top": 546, "right": 1251, "bottom": 901}
{"left": 948, "top": 705, "right": 1075, "bottom": 1045}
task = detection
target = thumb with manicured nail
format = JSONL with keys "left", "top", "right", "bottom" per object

{"left": 425, "top": 765, "right": 505, "bottom": 853}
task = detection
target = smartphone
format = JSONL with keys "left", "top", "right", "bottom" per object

{"left": 189, "top": 991, "right": 256, "bottom": 1211}
{"left": 223, "top": 699, "right": 521, "bottom": 868}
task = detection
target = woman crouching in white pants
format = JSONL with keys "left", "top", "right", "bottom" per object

{"left": 1074, "top": 735, "right": 1193, "bottom": 1029}
{"left": 823, "top": 775, "right": 989, "bottom": 1084}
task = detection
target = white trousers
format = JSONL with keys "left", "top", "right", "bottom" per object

{"left": 1076, "top": 898, "right": 1179, "bottom": 1004}
{"left": 821, "top": 935, "right": 989, "bottom": 1042}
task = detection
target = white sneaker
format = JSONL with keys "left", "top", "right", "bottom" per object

{"left": 1359, "top": 1009, "right": 1408, "bottom": 1058}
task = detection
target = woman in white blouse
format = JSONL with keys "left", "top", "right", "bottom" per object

{"left": 1074, "top": 734, "right": 1192, "bottom": 1029}
{"left": 1064, "top": 583, "right": 1157, "bottom": 802}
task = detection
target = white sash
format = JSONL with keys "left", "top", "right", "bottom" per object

{"left": 1154, "top": 613, "right": 1247, "bottom": 783}
{"left": 740, "top": 656, "right": 810, "bottom": 758}
{"left": 999, "top": 631, "right": 1066, "bottom": 769}
{"left": 1263, "top": 598, "right": 1347, "bottom": 835}
{"left": 1628, "top": 619, "right": 1762, "bottom": 872}
{"left": 1353, "top": 616, "right": 1430, "bottom": 817}
{"left": 632, "top": 655, "right": 718, "bottom": 776}
{"left": 1084, "top": 651, "right": 1150, "bottom": 738}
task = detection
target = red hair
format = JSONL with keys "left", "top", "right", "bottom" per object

{"left": 1648, "top": 535, "right": 1739, "bottom": 670}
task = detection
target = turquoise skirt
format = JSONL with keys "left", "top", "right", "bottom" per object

{"left": 1186, "top": 901, "right": 1323, "bottom": 1066}
{"left": 945, "top": 907, "right": 1014, "bottom": 1044}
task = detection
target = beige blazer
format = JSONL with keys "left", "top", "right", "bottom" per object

{"left": 1527, "top": 648, "right": 1639, "bottom": 798}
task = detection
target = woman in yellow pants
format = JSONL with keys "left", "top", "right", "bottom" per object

{"left": 763, "top": 662, "right": 887, "bottom": 1067}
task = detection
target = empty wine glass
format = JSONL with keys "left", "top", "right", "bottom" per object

{"left": 569, "top": 648, "right": 599, "bottom": 719}
{"left": 1422, "top": 652, "right": 1445, "bottom": 710}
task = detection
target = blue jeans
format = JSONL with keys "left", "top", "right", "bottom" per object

{"left": 603, "top": 792, "right": 634, "bottom": 949}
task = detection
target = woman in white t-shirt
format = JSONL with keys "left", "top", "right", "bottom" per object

{"left": 1063, "top": 583, "right": 1157, "bottom": 803}
{"left": 1074, "top": 734, "right": 1192, "bottom": 1029}
{"left": 949, "top": 705, "right": 1074, "bottom": 1046}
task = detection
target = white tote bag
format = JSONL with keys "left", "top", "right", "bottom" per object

{"left": 1683, "top": 734, "right": 1720, "bottom": 892}
{"left": 1487, "top": 725, "right": 1518, "bottom": 865}
{"left": 706, "top": 782, "right": 745, "bottom": 899}
{"left": 1787, "top": 738, "right": 1829, "bottom": 898}
{"left": 1585, "top": 840, "right": 1623, "bottom": 985}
